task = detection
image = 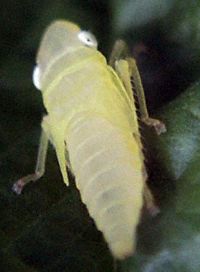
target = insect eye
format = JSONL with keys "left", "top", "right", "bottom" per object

{"left": 78, "top": 31, "right": 98, "bottom": 48}
{"left": 32, "top": 65, "right": 41, "bottom": 90}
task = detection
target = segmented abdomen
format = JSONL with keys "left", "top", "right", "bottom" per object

{"left": 66, "top": 114, "right": 144, "bottom": 259}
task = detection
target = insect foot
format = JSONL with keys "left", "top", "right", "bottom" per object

{"left": 12, "top": 179, "right": 25, "bottom": 195}
{"left": 141, "top": 117, "right": 166, "bottom": 135}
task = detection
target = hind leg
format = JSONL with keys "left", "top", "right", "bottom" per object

{"left": 110, "top": 40, "right": 163, "bottom": 214}
{"left": 110, "top": 40, "right": 166, "bottom": 135}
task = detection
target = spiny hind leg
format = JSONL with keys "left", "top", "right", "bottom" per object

{"left": 12, "top": 121, "right": 49, "bottom": 194}
{"left": 126, "top": 57, "right": 166, "bottom": 135}
{"left": 110, "top": 41, "right": 162, "bottom": 215}
{"left": 110, "top": 40, "right": 166, "bottom": 135}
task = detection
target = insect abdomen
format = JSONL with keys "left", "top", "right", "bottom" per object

{"left": 66, "top": 114, "right": 144, "bottom": 259}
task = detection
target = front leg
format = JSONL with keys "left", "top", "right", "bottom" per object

{"left": 12, "top": 127, "right": 49, "bottom": 194}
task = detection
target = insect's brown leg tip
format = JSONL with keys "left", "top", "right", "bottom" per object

{"left": 148, "top": 205, "right": 160, "bottom": 217}
{"left": 12, "top": 179, "right": 25, "bottom": 195}
{"left": 149, "top": 119, "right": 166, "bottom": 135}
{"left": 141, "top": 118, "right": 166, "bottom": 135}
{"left": 154, "top": 121, "right": 167, "bottom": 135}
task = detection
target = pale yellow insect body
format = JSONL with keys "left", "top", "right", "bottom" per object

{"left": 32, "top": 21, "right": 146, "bottom": 259}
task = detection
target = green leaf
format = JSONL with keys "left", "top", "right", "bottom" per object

{"left": 111, "top": 0, "right": 200, "bottom": 104}
{"left": 111, "top": 0, "right": 173, "bottom": 34}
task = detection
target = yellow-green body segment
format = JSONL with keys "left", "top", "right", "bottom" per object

{"left": 31, "top": 21, "right": 149, "bottom": 259}
{"left": 37, "top": 21, "right": 145, "bottom": 259}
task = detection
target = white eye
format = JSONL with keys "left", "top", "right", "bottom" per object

{"left": 78, "top": 31, "right": 98, "bottom": 48}
{"left": 32, "top": 65, "right": 41, "bottom": 90}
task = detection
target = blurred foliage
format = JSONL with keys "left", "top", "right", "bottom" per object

{"left": 0, "top": 0, "right": 200, "bottom": 271}
{"left": 112, "top": 0, "right": 200, "bottom": 109}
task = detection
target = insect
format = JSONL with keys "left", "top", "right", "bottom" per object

{"left": 13, "top": 20, "right": 166, "bottom": 260}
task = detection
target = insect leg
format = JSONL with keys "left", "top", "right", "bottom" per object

{"left": 110, "top": 40, "right": 166, "bottom": 135}
{"left": 12, "top": 129, "right": 49, "bottom": 194}
{"left": 144, "top": 184, "right": 160, "bottom": 216}
{"left": 109, "top": 40, "right": 129, "bottom": 68}
{"left": 141, "top": 166, "right": 160, "bottom": 216}
{"left": 113, "top": 57, "right": 160, "bottom": 214}
{"left": 126, "top": 57, "right": 166, "bottom": 135}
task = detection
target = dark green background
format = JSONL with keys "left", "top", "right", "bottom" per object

{"left": 1, "top": 1, "right": 200, "bottom": 271}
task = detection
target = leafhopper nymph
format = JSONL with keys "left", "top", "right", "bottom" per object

{"left": 13, "top": 20, "right": 166, "bottom": 260}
